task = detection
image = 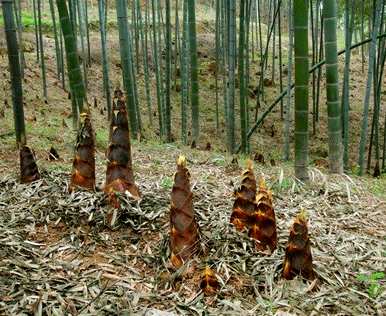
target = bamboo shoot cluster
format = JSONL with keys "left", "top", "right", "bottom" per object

{"left": 20, "top": 146, "right": 40, "bottom": 183}
{"left": 249, "top": 177, "right": 277, "bottom": 252}
{"left": 104, "top": 89, "right": 140, "bottom": 205}
{"left": 230, "top": 161, "right": 277, "bottom": 252}
{"left": 170, "top": 155, "right": 198, "bottom": 268}
{"left": 230, "top": 160, "right": 257, "bottom": 231}
{"left": 69, "top": 113, "right": 95, "bottom": 192}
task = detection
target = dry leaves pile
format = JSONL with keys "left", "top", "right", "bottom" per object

{"left": 0, "top": 155, "right": 385, "bottom": 315}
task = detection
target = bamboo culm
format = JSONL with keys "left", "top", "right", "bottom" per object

{"left": 323, "top": 0, "right": 343, "bottom": 174}
{"left": 115, "top": 0, "right": 138, "bottom": 138}
{"left": 294, "top": 0, "right": 309, "bottom": 181}
{"left": 358, "top": 0, "right": 382, "bottom": 175}
{"left": 2, "top": 0, "right": 27, "bottom": 147}
{"left": 56, "top": 0, "right": 86, "bottom": 127}
{"left": 97, "top": 0, "right": 112, "bottom": 120}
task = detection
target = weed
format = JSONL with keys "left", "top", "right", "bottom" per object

{"left": 160, "top": 176, "right": 173, "bottom": 190}
{"left": 95, "top": 129, "right": 109, "bottom": 149}
{"left": 356, "top": 271, "right": 385, "bottom": 298}
{"left": 211, "top": 155, "right": 226, "bottom": 167}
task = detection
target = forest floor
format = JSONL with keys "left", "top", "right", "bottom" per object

{"left": 0, "top": 7, "right": 386, "bottom": 315}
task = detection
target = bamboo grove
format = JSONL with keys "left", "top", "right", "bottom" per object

{"left": 1, "top": 0, "right": 386, "bottom": 185}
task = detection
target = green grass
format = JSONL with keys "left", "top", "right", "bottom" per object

{"left": 95, "top": 129, "right": 109, "bottom": 149}
{"left": 160, "top": 176, "right": 173, "bottom": 190}
{"left": 356, "top": 271, "right": 385, "bottom": 298}
{"left": 0, "top": 11, "right": 52, "bottom": 31}
{"left": 211, "top": 155, "right": 226, "bottom": 167}
{"left": 368, "top": 174, "right": 386, "bottom": 199}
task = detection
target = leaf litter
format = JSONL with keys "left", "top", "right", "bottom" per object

{"left": 0, "top": 150, "right": 385, "bottom": 315}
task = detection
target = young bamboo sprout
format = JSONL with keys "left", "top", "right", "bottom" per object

{"left": 230, "top": 160, "right": 257, "bottom": 231}
{"left": 283, "top": 211, "right": 315, "bottom": 280}
{"left": 170, "top": 155, "right": 198, "bottom": 268}
{"left": 105, "top": 89, "right": 140, "bottom": 206}
{"left": 20, "top": 146, "right": 40, "bottom": 183}
{"left": 249, "top": 177, "right": 277, "bottom": 252}
{"left": 200, "top": 266, "right": 219, "bottom": 295}
{"left": 69, "top": 113, "right": 95, "bottom": 192}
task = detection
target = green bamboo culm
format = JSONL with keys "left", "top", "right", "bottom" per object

{"left": 77, "top": 0, "right": 88, "bottom": 90}
{"left": 58, "top": 22, "right": 65, "bottom": 89}
{"left": 37, "top": 0, "right": 47, "bottom": 100}
{"left": 188, "top": 0, "right": 199, "bottom": 144}
{"left": 85, "top": 0, "right": 91, "bottom": 66}
{"left": 341, "top": 0, "right": 353, "bottom": 170}
{"left": 97, "top": 0, "right": 112, "bottom": 120}
{"left": 173, "top": 0, "right": 180, "bottom": 93}
{"left": 283, "top": 0, "right": 293, "bottom": 161}
{"left": 358, "top": 0, "right": 383, "bottom": 175}
{"left": 32, "top": 0, "right": 39, "bottom": 62}
{"left": 238, "top": 32, "right": 386, "bottom": 154}
{"left": 48, "top": 0, "right": 62, "bottom": 79}
{"left": 227, "top": 0, "right": 236, "bottom": 153}
{"left": 214, "top": 0, "right": 220, "bottom": 133}
{"left": 115, "top": 0, "right": 138, "bottom": 138}
{"left": 180, "top": 0, "right": 189, "bottom": 144}
{"left": 151, "top": 0, "right": 164, "bottom": 137}
{"left": 294, "top": 0, "right": 309, "bottom": 181}
{"left": 137, "top": 0, "right": 152, "bottom": 125}
{"left": 164, "top": 0, "right": 172, "bottom": 142}
{"left": 238, "top": 0, "right": 248, "bottom": 154}
{"left": 14, "top": 0, "right": 25, "bottom": 79}
{"left": 1, "top": 0, "right": 26, "bottom": 147}
{"left": 128, "top": 33, "right": 142, "bottom": 133}
{"left": 56, "top": 0, "right": 86, "bottom": 128}
{"left": 323, "top": 0, "right": 343, "bottom": 174}
{"left": 69, "top": 0, "right": 77, "bottom": 42}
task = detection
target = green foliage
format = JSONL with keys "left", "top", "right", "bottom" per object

{"left": 211, "top": 155, "right": 226, "bottom": 167}
{"left": 337, "top": 0, "right": 373, "bottom": 26}
{"left": 0, "top": 11, "right": 52, "bottom": 31}
{"left": 368, "top": 175, "right": 386, "bottom": 198}
{"left": 272, "top": 176, "right": 293, "bottom": 192}
{"left": 160, "top": 176, "right": 173, "bottom": 190}
{"left": 95, "top": 129, "right": 109, "bottom": 149}
{"left": 356, "top": 271, "right": 385, "bottom": 298}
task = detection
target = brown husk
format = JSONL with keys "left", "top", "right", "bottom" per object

{"left": 282, "top": 211, "right": 315, "bottom": 280}
{"left": 104, "top": 90, "right": 140, "bottom": 206}
{"left": 19, "top": 146, "right": 40, "bottom": 183}
{"left": 69, "top": 113, "right": 95, "bottom": 192}
{"left": 170, "top": 155, "right": 199, "bottom": 268}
